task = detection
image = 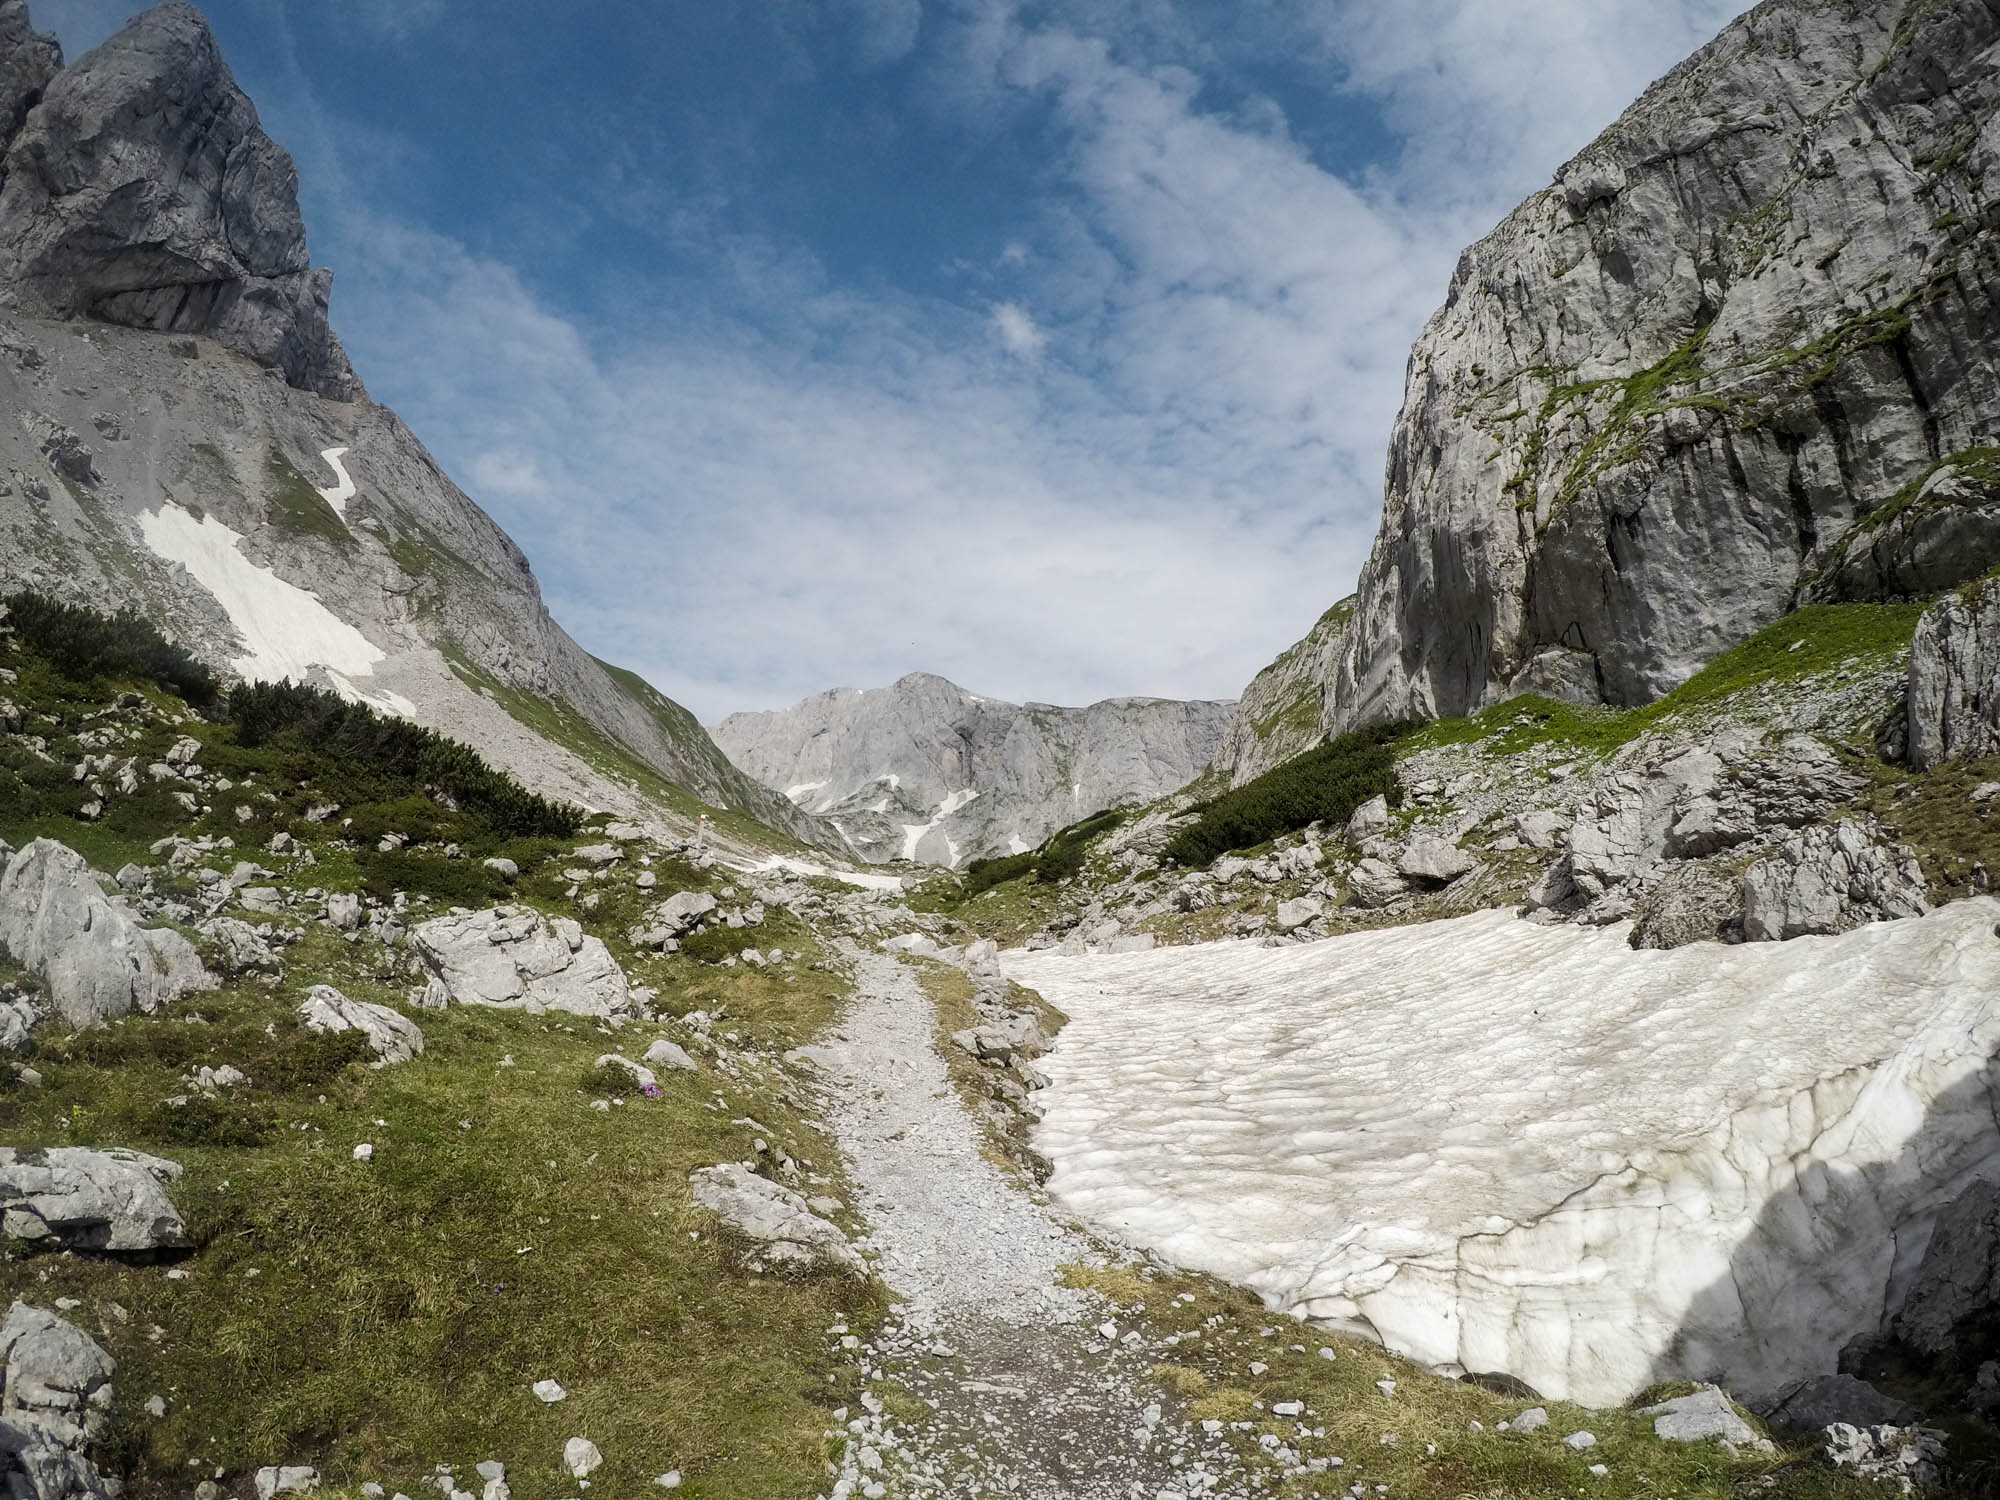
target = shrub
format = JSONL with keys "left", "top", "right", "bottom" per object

{"left": 1034, "top": 807, "right": 1129, "bottom": 885}
{"left": 229, "top": 680, "right": 582, "bottom": 839}
{"left": 1163, "top": 721, "right": 1416, "bottom": 867}
{"left": 678, "top": 925, "right": 762, "bottom": 964}
{"left": 137, "top": 1094, "right": 272, "bottom": 1148}
{"left": 961, "top": 852, "right": 1039, "bottom": 899}
{"left": 255, "top": 1028, "right": 375, "bottom": 1092}
{"left": 358, "top": 850, "right": 509, "bottom": 907}
{"left": 3, "top": 592, "right": 218, "bottom": 706}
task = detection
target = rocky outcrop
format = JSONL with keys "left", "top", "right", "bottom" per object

{"left": 1333, "top": 0, "right": 2000, "bottom": 730}
{"left": 713, "top": 672, "right": 1233, "bottom": 866}
{"left": 1893, "top": 1179, "right": 2000, "bottom": 1358}
{"left": 0, "top": 2, "right": 360, "bottom": 399}
{"left": 297, "top": 985, "right": 424, "bottom": 1065}
{"left": 0, "top": 839, "right": 209, "bottom": 1028}
{"left": 1207, "top": 600, "right": 1351, "bottom": 787}
{"left": 0, "top": 4, "right": 56, "bottom": 168}
{"left": 411, "top": 906, "right": 629, "bottom": 1018}
{"left": 0, "top": 1302, "right": 117, "bottom": 1500}
{"left": 0, "top": 1147, "right": 188, "bottom": 1253}
{"left": 1908, "top": 574, "right": 2000, "bottom": 769}
{"left": 686, "top": 1164, "right": 860, "bottom": 1274}
{"left": 1740, "top": 821, "right": 1930, "bottom": 942}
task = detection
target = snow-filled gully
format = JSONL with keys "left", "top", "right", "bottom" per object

{"left": 1001, "top": 901, "right": 2000, "bottom": 1407}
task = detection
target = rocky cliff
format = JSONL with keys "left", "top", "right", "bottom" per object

{"left": 1333, "top": 0, "right": 2000, "bottom": 729}
{"left": 712, "top": 673, "right": 1234, "bottom": 865}
{"left": 1206, "top": 599, "right": 1353, "bottom": 787}
{"left": 0, "top": 2, "right": 838, "bottom": 856}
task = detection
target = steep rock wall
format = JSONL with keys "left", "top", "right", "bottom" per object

{"left": 1336, "top": 0, "right": 2000, "bottom": 729}
{"left": 1207, "top": 599, "right": 1352, "bottom": 788}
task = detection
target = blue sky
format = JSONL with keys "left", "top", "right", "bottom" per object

{"left": 41, "top": 0, "right": 1752, "bottom": 722}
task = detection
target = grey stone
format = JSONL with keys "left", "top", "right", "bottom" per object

{"left": 1345, "top": 858, "right": 1408, "bottom": 909}
{"left": 1640, "top": 1386, "right": 1768, "bottom": 1449}
{"left": 1910, "top": 577, "right": 2000, "bottom": 769}
{"left": 0, "top": 839, "right": 210, "bottom": 1028}
{"left": 688, "top": 1164, "right": 861, "bottom": 1274}
{"left": 324, "top": 892, "right": 362, "bottom": 933}
{"left": 482, "top": 858, "right": 518, "bottom": 882}
{"left": 594, "top": 1053, "right": 656, "bottom": 1092}
{"left": 570, "top": 844, "right": 621, "bottom": 866}
{"left": 1740, "top": 821, "right": 1929, "bottom": 942}
{"left": 253, "top": 1467, "right": 320, "bottom": 1500}
{"left": 197, "top": 915, "right": 281, "bottom": 976}
{"left": 650, "top": 891, "right": 717, "bottom": 938}
{"left": 1511, "top": 1407, "right": 1548, "bottom": 1433}
{"left": 0, "top": 3, "right": 361, "bottom": 398}
{"left": 0, "top": 1146, "right": 187, "bottom": 1252}
{"left": 951, "top": 1015, "right": 1045, "bottom": 1065}
{"left": 1894, "top": 1179, "right": 2000, "bottom": 1357}
{"left": 411, "top": 906, "right": 629, "bottom": 1018}
{"left": 1345, "top": 795, "right": 1391, "bottom": 845}
{"left": 1629, "top": 862, "right": 1742, "bottom": 950}
{"left": 0, "top": 4, "right": 60, "bottom": 167}
{"left": 1513, "top": 810, "right": 1566, "bottom": 851}
{"left": 1273, "top": 896, "right": 1325, "bottom": 932}
{"left": 562, "top": 1438, "right": 602, "bottom": 1479}
{"left": 297, "top": 985, "right": 424, "bottom": 1066}
{"left": 642, "top": 1038, "right": 696, "bottom": 1073}
{"left": 0, "top": 1300, "right": 118, "bottom": 1500}
{"left": 1766, "top": 1374, "right": 1917, "bottom": 1432}
{"left": 1823, "top": 1424, "right": 1946, "bottom": 1493}
{"left": 1397, "top": 835, "right": 1475, "bottom": 885}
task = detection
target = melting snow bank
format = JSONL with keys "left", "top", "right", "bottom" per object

{"left": 1001, "top": 901, "right": 2000, "bottom": 1408}
{"left": 314, "top": 446, "right": 357, "bottom": 517}
{"left": 137, "top": 503, "right": 415, "bottom": 717}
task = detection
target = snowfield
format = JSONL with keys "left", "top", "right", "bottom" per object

{"left": 1001, "top": 902, "right": 2000, "bottom": 1406}
{"left": 138, "top": 502, "right": 415, "bottom": 717}
{"left": 314, "top": 446, "right": 357, "bottom": 517}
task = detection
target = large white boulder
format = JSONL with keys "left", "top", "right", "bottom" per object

{"left": 297, "top": 986, "right": 424, "bottom": 1065}
{"left": 1003, "top": 899, "right": 2000, "bottom": 1407}
{"left": 687, "top": 1164, "right": 860, "bottom": 1274}
{"left": 411, "top": 906, "right": 629, "bottom": 1017}
{"left": 0, "top": 840, "right": 210, "bottom": 1028}
{"left": 0, "top": 1147, "right": 188, "bottom": 1253}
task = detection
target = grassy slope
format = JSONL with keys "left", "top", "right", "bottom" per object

{"left": 0, "top": 631, "right": 881, "bottom": 1500}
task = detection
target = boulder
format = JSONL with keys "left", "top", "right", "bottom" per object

{"left": 1766, "top": 1374, "right": 1918, "bottom": 1432}
{"left": 642, "top": 1039, "right": 696, "bottom": 1073}
{"left": 1513, "top": 811, "right": 1566, "bottom": 851}
{"left": 650, "top": 891, "right": 718, "bottom": 938}
{"left": 482, "top": 858, "right": 518, "bottom": 882}
{"left": 1910, "top": 576, "right": 2000, "bottom": 769}
{"left": 1397, "top": 835, "right": 1475, "bottom": 886}
{"left": 296, "top": 985, "right": 424, "bottom": 1066}
{"left": 323, "top": 893, "right": 362, "bottom": 933}
{"left": 0, "top": 2, "right": 362, "bottom": 398}
{"left": 253, "top": 1468, "right": 320, "bottom": 1500}
{"left": 1894, "top": 1179, "right": 2000, "bottom": 1357}
{"left": 687, "top": 1164, "right": 861, "bottom": 1274}
{"left": 411, "top": 906, "right": 629, "bottom": 1017}
{"left": 0, "top": 840, "right": 210, "bottom": 1027}
{"left": 0, "top": 1147, "right": 187, "bottom": 1252}
{"left": 0, "top": 4, "right": 60, "bottom": 157}
{"left": 0, "top": 1300, "right": 118, "bottom": 1500}
{"left": 1345, "top": 858, "right": 1408, "bottom": 909}
{"left": 1740, "top": 822, "right": 1929, "bottom": 942}
{"left": 951, "top": 1015, "right": 1045, "bottom": 1065}
{"left": 1345, "top": 796, "right": 1391, "bottom": 845}
{"left": 0, "top": 990, "right": 36, "bottom": 1053}
{"left": 1273, "top": 896, "right": 1326, "bottom": 933}
{"left": 570, "top": 845, "right": 622, "bottom": 867}
{"left": 1629, "top": 862, "right": 1742, "bottom": 950}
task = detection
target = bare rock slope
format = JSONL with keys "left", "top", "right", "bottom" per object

{"left": 713, "top": 673, "right": 1233, "bottom": 866}
{"left": 0, "top": 2, "right": 835, "bottom": 857}
{"left": 1333, "top": 0, "right": 2000, "bottom": 729}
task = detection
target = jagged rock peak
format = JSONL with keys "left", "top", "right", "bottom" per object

{"left": 0, "top": 0, "right": 362, "bottom": 400}
{"left": 713, "top": 673, "right": 1235, "bottom": 866}
{"left": 1334, "top": 0, "right": 2000, "bottom": 730}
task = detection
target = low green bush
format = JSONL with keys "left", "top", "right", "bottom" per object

{"left": 961, "top": 852, "right": 1039, "bottom": 899}
{"left": 678, "top": 925, "right": 763, "bottom": 964}
{"left": 2, "top": 592, "right": 218, "bottom": 706}
{"left": 1164, "top": 721, "right": 1414, "bottom": 867}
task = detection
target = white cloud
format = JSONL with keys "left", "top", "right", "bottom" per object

{"left": 989, "top": 302, "right": 1047, "bottom": 357}
{"left": 314, "top": 0, "right": 1757, "bottom": 724}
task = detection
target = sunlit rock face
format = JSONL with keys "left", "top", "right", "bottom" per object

{"left": 1332, "top": 0, "right": 2000, "bottom": 731}
{"left": 1004, "top": 902, "right": 2000, "bottom": 1406}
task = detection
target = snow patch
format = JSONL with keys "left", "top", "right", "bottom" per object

{"left": 138, "top": 503, "right": 406, "bottom": 713}
{"left": 784, "top": 781, "right": 828, "bottom": 805}
{"left": 937, "top": 788, "right": 981, "bottom": 818}
{"left": 314, "top": 447, "right": 357, "bottom": 518}
{"left": 1006, "top": 835, "right": 1031, "bottom": 856}
{"left": 745, "top": 855, "right": 904, "bottom": 893}
{"left": 1003, "top": 902, "right": 2000, "bottom": 1406}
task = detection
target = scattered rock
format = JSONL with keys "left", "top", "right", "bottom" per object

{"left": 1511, "top": 1407, "right": 1548, "bottom": 1433}
{"left": 1345, "top": 858, "right": 1408, "bottom": 909}
{"left": 0, "top": 840, "right": 211, "bottom": 1027}
{"left": 1398, "top": 835, "right": 1475, "bottom": 885}
{"left": 253, "top": 1466, "right": 321, "bottom": 1500}
{"left": 483, "top": 858, "right": 519, "bottom": 882}
{"left": 1273, "top": 896, "right": 1325, "bottom": 933}
{"left": 1640, "top": 1386, "right": 1771, "bottom": 1451}
{"left": 687, "top": 1164, "right": 862, "bottom": 1274}
{"left": 198, "top": 916, "right": 283, "bottom": 976}
{"left": 412, "top": 906, "right": 630, "bottom": 1017}
{"left": 562, "top": 1438, "right": 602, "bottom": 1479}
{"left": 297, "top": 985, "right": 425, "bottom": 1065}
{"left": 1629, "top": 862, "right": 1742, "bottom": 950}
{"left": 1823, "top": 1423, "right": 1945, "bottom": 1494}
{"left": 0, "top": 1147, "right": 188, "bottom": 1253}
{"left": 1345, "top": 796, "right": 1391, "bottom": 844}
{"left": 642, "top": 1039, "right": 697, "bottom": 1073}
{"left": 532, "top": 1379, "right": 566, "bottom": 1403}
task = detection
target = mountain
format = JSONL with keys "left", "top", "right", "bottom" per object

{"left": 711, "top": 672, "right": 1234, "bottom": 865}
{"left": 0, "top": 1, "right": 840, "bottom": 857}
{"left": 1328, "top": 0, "right": 2000, "bottom": 730}
{"left": 1204, "top": 598, "right": 1353, "bottom": 788}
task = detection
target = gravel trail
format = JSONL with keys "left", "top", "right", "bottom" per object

{"left": 800, "top": 950, "right": 1263, "bottom": 1500}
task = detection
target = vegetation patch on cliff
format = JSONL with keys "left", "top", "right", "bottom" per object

{"left": 1165, "top": 721, "right": 1412, "bottom": 867}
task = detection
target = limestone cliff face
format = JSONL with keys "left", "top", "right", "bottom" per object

{"left": 1335, "top": 0, "right": 2000, "bottom": 729}
{"left": 0, "top": 2, "right": 838, "bottom": 855}
{"left": 1207, "top": 599, "right": 1352, "bottom": 787}
{"left": 712, "top": 674, "right": 1235, "bottom": 866}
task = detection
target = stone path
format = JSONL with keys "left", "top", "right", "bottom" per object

{"left": 800, "top": 950, "right": 1264, "bottom": 1500}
